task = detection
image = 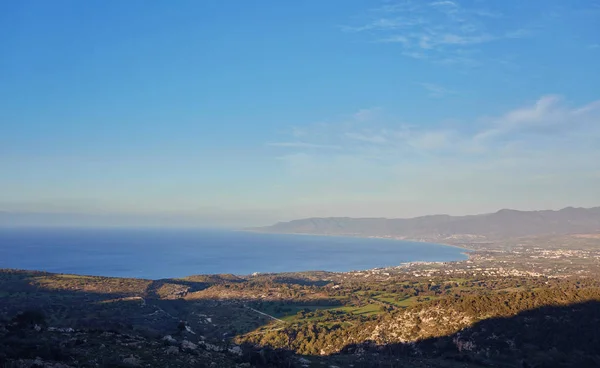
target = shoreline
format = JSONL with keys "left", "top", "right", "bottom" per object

{"left": 242, "top": 229, "right": 475, "bottom": 252}
{"left": 242, "top": 229, "right": 478, "bottom": 271}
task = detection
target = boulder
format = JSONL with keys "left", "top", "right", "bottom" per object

{"left": 181, "top": 340, "right": 197, "bottom": 351}
{"left": 122, "top": 355, "right": 141, "bottom": 367}
{"left": 162, "top": 335, "right": 177, "bottom": 344}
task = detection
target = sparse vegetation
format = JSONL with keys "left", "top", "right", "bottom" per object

{"left": 2, "top": 234, "right": 600, "bottom": 367}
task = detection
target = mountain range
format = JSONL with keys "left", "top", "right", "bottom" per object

{"left": 251, "top": 206, "right": 600, "bottom": 241}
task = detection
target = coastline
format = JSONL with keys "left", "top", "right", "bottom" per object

{"left": 242, "top": 228, "right": 474, "bottom": 252}
{"left": 242, "top": 229, "right": 476, "bottom": 270}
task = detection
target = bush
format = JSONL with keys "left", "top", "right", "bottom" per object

{"left": 10, "top": 309, "right": 46, "bottom": 329}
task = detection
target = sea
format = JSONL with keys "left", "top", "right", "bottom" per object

{"left": 0, "top": 228, "right": 468, "bottom": 279}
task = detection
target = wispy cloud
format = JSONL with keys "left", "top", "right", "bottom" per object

{"left": 418, "top": 82, "right": 456, "bottom": 97}
{"left": 430, "top": 1, "right": 458, "bottom": 8}
{"left": 401, "top": 51, "right": 428, "bottom": 60}
{"left": 473, "top": 95, "right": 591, "bottom": 141}
{"left": 267, "top": 142, "right": 341, "bottom": 149}
{"left": 378, "top": 35, "right": 411, "bottom": 44}
{"left": 345, "top": 132, "right": 387, "bottom": 144}
{"left": 353, "top": 107, "right": 382, "bottom": 122}
{"left": 266, "top": 96, "right": 600, "bottom": 215}
{"left": 270, "top": 95, "right": 600, "bottom": 164}
{"left": 342, "top": 18, "right": 425, "bottom": 33}
{"left": 344, "top": 0, "right": 537, "bottom": 67}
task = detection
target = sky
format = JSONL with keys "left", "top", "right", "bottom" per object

{"left": 1, "top": 0, "right": 600, "bottom": 227}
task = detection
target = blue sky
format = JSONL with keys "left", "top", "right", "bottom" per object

{"left": 1, "top": 0, "right": 599, "bottom": 226}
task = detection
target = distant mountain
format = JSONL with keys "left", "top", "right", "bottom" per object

{"left": 250, "top": 207, "right": 600, "bottom": 241}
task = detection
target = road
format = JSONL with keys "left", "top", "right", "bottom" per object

{"left": 244, "top": 305, "right": 285, "bottom": 323}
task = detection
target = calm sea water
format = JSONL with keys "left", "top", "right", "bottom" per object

{"left": 0, "top": 228, "right": 468, "bottom": 279}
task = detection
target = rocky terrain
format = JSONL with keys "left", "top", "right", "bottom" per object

{"left": 2, "top": 232, "right": 600, "bottom": 367}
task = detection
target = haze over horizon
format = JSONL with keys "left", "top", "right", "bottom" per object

{"left": 2, "top": 0, "right": 600, "bottom": 227}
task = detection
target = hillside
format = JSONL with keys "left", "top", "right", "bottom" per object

{"left": 251, "top": 206, "right": 600, "bottom": 241}
{"left": 4, "top": 263, "right": 600, "bottom": 367}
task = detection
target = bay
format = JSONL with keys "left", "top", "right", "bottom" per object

{"left": 0, "top": 228, "right": 468, "bottom": 279}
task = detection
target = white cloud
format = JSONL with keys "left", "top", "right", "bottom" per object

{"left": 344, "top": 0, "right": 536, "bottom": 67}
{"left": 439, "top": 33, "right": 494, "bottom": 45}
{"left": 500, "top": 95, "right": 562, "bottom": 126}
{"left": 574, "top": 100, "right": 600, "bottom": 115}
{"left": 273, "top": 96, "right": 600, "bottom": 161}
{"left": 430, "top": 1, "right": 458, "bottom": 8}
{"left": 279, "top": 96, "right": 598, "bottom": 156}
{"left": 474, "top": 95, "right": 600, "bottom": 141}
{"left": 265, "top": 96, "right": 600, "bottom": 217}
{"left": 270, "top": 95, "right": 600, "bottom": 177}
{"left": 378, "top": 35, "right": 410, "bottom": 44}
{"left": 402, "top": 51, "right": 428, "bottom": 59}
{"left": 342, "top": 18, "right": 425, "bottom": 32}
{"left": 267, "top": 142, "right": 341, "bottom": 149}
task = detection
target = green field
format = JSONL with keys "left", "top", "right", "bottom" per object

{"left": 331, "top": 303, "right": 381, "bottom": 316}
